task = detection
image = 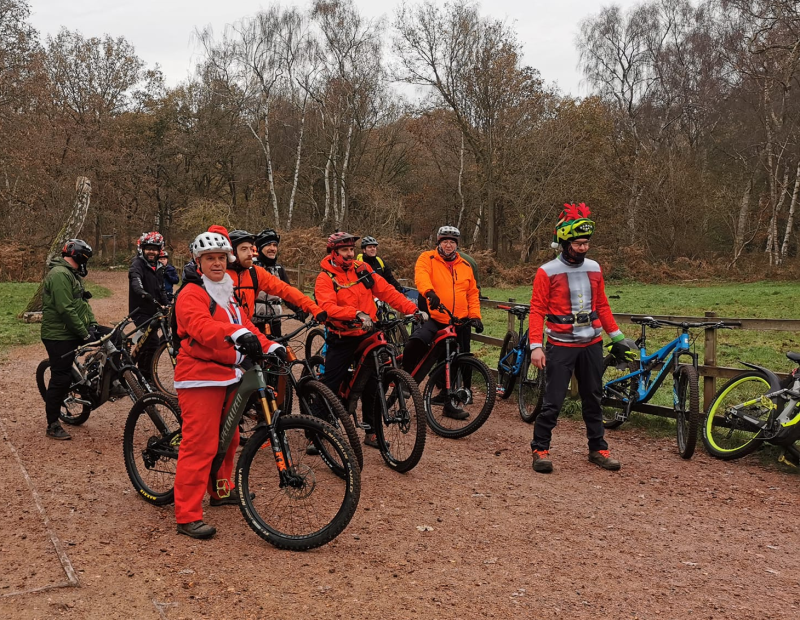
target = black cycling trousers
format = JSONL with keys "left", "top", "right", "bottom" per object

{"left": 531, "top": 341, "right": 608, "bottom": 453}
{"left": 42, "top": 338, "right": 81, "bottom": 426}
{"left": 134, "top": 317, "right": 160, "bottom": 382}
{"left": 402, "top": 319, "right": 471, "bottom": 388}
{"left": 321, "top": 333, "right": 380, "bottom": 430}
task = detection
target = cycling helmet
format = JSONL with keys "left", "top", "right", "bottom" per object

{"left": 326, "top": 231, "right": 359, "bottom": 252}
{"left": 255, "top": 228, "right": 281, "bottom": 251}
{"left": 437, "top": 225, "right": 460, "bottom": 243}
{"left": 360, "top": 236, "right": 378, "bottom": 249}
{"left": 159, "top": 250, "right": 168, "bottom": 259}
{"left": 553, "top": 203, "right": 595, "bottom": 247}
{"left": 228, "top": 229, "right": 256, "bottom": 250}
{"left": 190, "top": 232, "right": 235, "bottom": 262}
{"left": 62, "top": 239, "right": 93, "bottom": 263}
{"left": 137, "top": 231, "right": 164, "bottom": 254}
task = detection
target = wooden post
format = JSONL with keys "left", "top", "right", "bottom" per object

{"left": 22, "top": 177, "right": 92, "bottom": 314}
{"left": 507, "top": 298, "right": 516, "bottom": 333}
{"left": 704, "top": 311, "right": 718, "bottom": 412}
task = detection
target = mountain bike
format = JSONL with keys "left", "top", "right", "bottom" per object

{"left": 496, "top": 304, "right": 545, "bottom": 423}
{"left": 36, "top": 314, "right": 153, "bottom": 426}
{"left": 238, "top": 316, "right": 363, "bottom": 470}
{"left": 602, "top": 316, "right": 735, "bottom": 459}
{"left": 406, "top": 304, "right": 496, "bottom": 439}
{"left": 702, "top": 354, "right": 800, "bottom": 467}
{"left": 123, "top": 350, "right": 361, "bottom": 551}
{"left": 307, "top": 315, "right": 426, "bottom": 473}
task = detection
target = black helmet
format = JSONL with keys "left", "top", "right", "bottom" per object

{"left": 228, "top": 229, "right": 256, "bottom": 250}
{"left": 360, "top": 236, "right": 378, "bottom": 249}
{"left": 62, "top": 239, "right": 93, "bottom": 263}
{"left": 255, "top": 228, "right": 281, "bottom": 252}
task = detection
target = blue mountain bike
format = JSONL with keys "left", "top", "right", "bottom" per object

{"left": 602, "top": 316, "right": 734, "bottom": 459}
{"left": 496, "top": 304, "right": 545, "bottom": 423}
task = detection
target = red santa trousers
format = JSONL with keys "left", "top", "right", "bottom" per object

{"left": 174, "top": 385, "right": 239, "bottom": 524}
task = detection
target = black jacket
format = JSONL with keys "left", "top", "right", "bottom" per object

{"left": 254, "top": 257, "right": 301, "bottom": 313}
{"left": 356, "top": 253, "right": 404, "bottom": 292}
{"left": 129, "top": 255, "right": 167, "bottom": 324}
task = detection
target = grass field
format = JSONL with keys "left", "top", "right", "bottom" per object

{"left": 478, "top": 281, "right": 800, "bottom": 375}
{"left": 0, "top": 282, "right": 111, "bottom": 355}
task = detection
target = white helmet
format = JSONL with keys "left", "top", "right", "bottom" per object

{"left": 437, "top": 225, "right": 460, "bottom": 243}
{"left": 190, "top": 232, "right": 235, "bottom": 262}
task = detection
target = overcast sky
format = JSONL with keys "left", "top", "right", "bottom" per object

{"left": 28, "top": 0, "right": 639, "bottom": 97}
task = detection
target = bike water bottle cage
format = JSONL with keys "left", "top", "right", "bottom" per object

{"left": 546, "top": 311, "right": 598, "bottom": 325}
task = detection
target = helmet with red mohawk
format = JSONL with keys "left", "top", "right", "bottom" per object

{"left": 551, "top": 203, "right": 595, "bottom": 249}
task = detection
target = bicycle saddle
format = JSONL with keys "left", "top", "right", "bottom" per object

{"left": 786, "top": 352, "right": 800, "bottom": 363}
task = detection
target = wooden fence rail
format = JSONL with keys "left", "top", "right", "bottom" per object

{"left": 286, "top": 264, "right": 797, "bottom": 416}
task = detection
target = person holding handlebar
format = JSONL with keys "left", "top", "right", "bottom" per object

{"left": 314, "top": 232, "right": 423, "bottom": 449}
{"left": 172, "top": 231, "right": 285, "bottom": 540}
{"left": 402, "top": 225, "right": 482, "bottom": 418}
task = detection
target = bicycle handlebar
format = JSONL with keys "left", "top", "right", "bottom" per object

{"left": 67, "top": 314, "right": 135, "bottom": 357}
{"left": 631, "top": 316, "right": 740, "bottom": 330}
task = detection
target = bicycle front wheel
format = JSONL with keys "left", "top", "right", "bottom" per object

{"left": 123, "top": 392, "right": 181, "bottom": 505}
{"left": 305, "top": 327, "right": 326, "bottom": 360}
{"left": 375, "top": 368, "right": 426, "bottom": 473}
{"left": 497, "top": 331, "right": 519, "bottom": 399}
{"left": 236, "top": 415, "right": 361, "bottom": 551}
{"left": 36, "top": 360, "right": 92, "bottom": 425}
{"left": 151, "top": 341, "right": 177, "bottom": 397}
{"left": 674, "top": 364, "right": 699, "bottom": 459}
{"left": 702, "top": 371, "right": 771, "bottom": 460}
{"left": 518, "top": 356, "right": 544, "bottom": 423}
{"left": 423, "top": 356, "right": 496, "bottom": 439}
{"left": 296, "top": 378, "right": 363, "bottom": 471}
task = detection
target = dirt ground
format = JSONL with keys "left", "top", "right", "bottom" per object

{"left": 2, "top": 270, "right": 799, "bottom": 620}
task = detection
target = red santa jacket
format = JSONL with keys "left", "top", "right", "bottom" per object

{"left": 314, "top": 256, "right": 417, "bottom": 337}
{"left": 174, "top": 280, "right": 276, "bottom": 389}
{"left": 528, "top": 255, "right": 621, "bottom": 349}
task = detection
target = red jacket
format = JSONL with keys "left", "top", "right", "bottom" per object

{"left": 414, "top": 250, "right": 481, "bottom": 324}
{"left": 174, "top": 281, "right": 276, "bottom": 388}
{"left": 528, "top": 256, "right": 621, "bottom": 349}
{"left": 229, "top": 265, "right": 321, "bottom": 321}
{"left": 315, "top": 256, "right": 417, "bottom": 336}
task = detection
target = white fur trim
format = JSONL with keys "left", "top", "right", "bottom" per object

{"left": 267, "top": 343, "right": 286, "bottom": 355}
{"left": 230, "top": 328, "right": 251, "bottom": 342}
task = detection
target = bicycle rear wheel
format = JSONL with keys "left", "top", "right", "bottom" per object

{"left": 423, "top": 356, "right": 496, "bottom": 439}
{"left": 151, "top": 341, "right": 177, "bottom": 397}
{"left": 305, "top": 327, "right": 326, "bottom": 360}
{"left": 497, "top": 331, "right": 519, "bottom": 399}
{"left": 518, "top": 356, "right": 544, "bottom": 423}
{"left": 674, "top": 364, "right": 699, "bottom": 459}
{"left": 36, "top": 360, "right": 92, "bottom": 425}
{"left": 702, "top": 371, "right": 771, "bottom": 460}
{"left": 236, "top": 415, "right": 360, "bottom": 551}
{"left": 296, "top": 379, "right": 363, "bottom": 471}
{"left": 123, "top": 392, "right": 181, "bottom": 505}
{"left": 375, "top": 368, "right": 426, "bottom": 473}
{"left": 601, "top": 355, "right": 634, "bottom": 429}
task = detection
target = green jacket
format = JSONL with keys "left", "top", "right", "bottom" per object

{"left": 41, "top": 256, "right": 96, "bottom": 341}
{"left": 457, "top": 252, "right": 481, "bottom": 293}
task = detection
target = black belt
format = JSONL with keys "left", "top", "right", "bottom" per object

{"left": 546, "top": 311, "right": 598, "bottom": 325}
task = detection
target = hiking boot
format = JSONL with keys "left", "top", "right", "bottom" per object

{"left": 305, "top": 442, "right": 319, "bottom": 455}
{"left": 46, "top": 422, "right": 71, "bottom": 440}
{"left": 109, "top": 381, "right": 128, "bottom": 398}
{"left": 531, "top": 449, "right": 553, "bottom": 473}
{"left": 430, "top": 392, "right": 447, "bottom": 406}
{"left": 364, "top": 433, "right": 384, "bottom": 449}
{"left": 209, "top": 489, "right": 255, "bottom": 507}
{"left": 588, "top": 450, "right": 621, "bottom": 471}
{"left": 443, "top": 404, "right": 469, "bottom": 420}
{"left": 176, "top": 520, "right": 216, "bottom": 539}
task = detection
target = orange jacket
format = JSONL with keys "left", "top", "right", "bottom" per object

{"left": 315, "top": 256, "right": 417, "bottom": 336}
{"left": 415, "top": 250, "right": 481, "bottom": 324}
{"left": 228, "top": 265, "right": 321, "bottom": 321}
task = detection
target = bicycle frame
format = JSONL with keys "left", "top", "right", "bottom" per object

{"left": 128, "top": 309, "right": 171, "bottom": 360}
{"left": 604, "top": 326, "right": 697, "bottom": 407}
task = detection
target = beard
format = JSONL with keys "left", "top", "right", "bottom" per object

{"left": 201, "top": 273, "right": 235, "bottom": 309}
